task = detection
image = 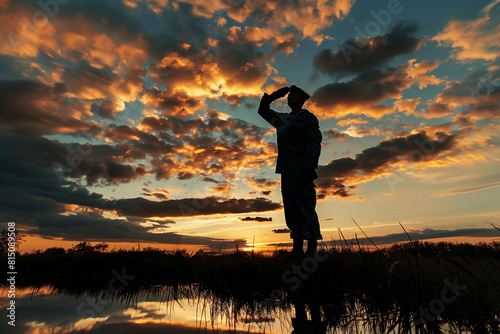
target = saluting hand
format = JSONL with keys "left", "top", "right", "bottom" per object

{"left": 269, "top": 86, "right": 290, "bottom": 100}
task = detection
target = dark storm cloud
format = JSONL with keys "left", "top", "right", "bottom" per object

{"left": 140, "top": 115, "right": 206, "bottom": 135}
{"left": 240, "top": 217, "right": 272, "bottom": 222}
{"left": 108, "top": 196, "right": 281, "bottom": 218}
{"left": 91, "top": 100, "right": 120, "bottom": 120}
{"left": 73, "top": 141, "right": 146, "bottom": 163}
{"left": 316, "top": 131, "right": 458, "bottom": 198}
{"left": 141, "top": 87, "right": 205, "bottom": 118}
{"left": 141, "top": 110, "right": 270, "bottom": 139}
{"left": 215, "top": 27, "right": 269, "bottom": 89}
{"left": 272, "top": 228, "right": 291, "bottom": 234}
{"left": 143, "top": 192, "right": 169, "bottom": 200}
{"left": 247, "top": 175, "right": 279, "bottom": 189}
{"left": 0, "top": 132, "right": 148, "bottom": 185}
{"left": 0, "top": 134, "right": 108, "bottom": 221}
{"left": 310, "top": 65, "right": 412, "bottom": 118}
{"left": 61, "top": 62, "right": 115, "bottom": 94}
{"left": 220, "top": 93, "right": 246, "bottom": 107}
{"left": 323, "top": 129, "right": 346, "bottom": 141}
{"left": 105, "top": 124, "right": 177, "bottom": 158}
{"left": 268, "top": 37, "right": 300, "bottom": 59}
{"left": 46, "top": 0, "right": 144, "bottom": 37}
{"left": 143, "top": 1, "right": 213, "bottom": 56}
{"left": 202, "top": 176, "right": 222, "bottom": 184}
{"left": 140, "top": 188, "right": 171, "bottom": 201}
{"left": 33, "top": 210, "right": 163, "bottom": 240}
{"left": 0, "top": 79, "right": 94, "bottom": 136}
{"left": 435, "top": 66, "right": 500, "bottom": 124}
{"left": 61, "top": 62, "right": 145, "bottom": 114}
{"left": 0, "top": 132, "right": 281, "bottom": 217}
{"left": 313, "top": 21, "right": 421, "bottom": 78}
{"left": 177, "top": 172, "right": 195, "bottom": 180}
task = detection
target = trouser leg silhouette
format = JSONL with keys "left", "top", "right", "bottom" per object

{"left": 281, "top": 173, "right": 322, "bottom": 241}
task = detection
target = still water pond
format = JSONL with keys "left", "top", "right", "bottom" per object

{"left": 1, "top": 285, "right": 314, "bottom": 333}
{"left": 1, "top": 284, "right": 482, "bottom": 334}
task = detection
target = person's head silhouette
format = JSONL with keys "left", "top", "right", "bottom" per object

{"left": 287, "top": 85, "right": 310, "bottom": 112}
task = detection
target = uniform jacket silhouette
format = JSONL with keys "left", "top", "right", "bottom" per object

{"left": 258, "top": 99, "right": 322, "bottom": 175}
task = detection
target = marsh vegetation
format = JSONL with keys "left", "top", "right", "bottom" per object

{"left": 2, "top": 241, "right": 500, "bottom": 333}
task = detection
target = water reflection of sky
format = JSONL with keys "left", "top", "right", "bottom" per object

{"left": 0, "top": 286, "right": 289, "bottom": 334}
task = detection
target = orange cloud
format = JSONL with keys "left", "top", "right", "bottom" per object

{"left": 394, "top": 98, "right": 422, "bottom": 116}
{"left": 0, "top": 4, "right": 58, "bottom": 58}
{"left": 149, "top": 42, "right": 274, "bottom": 100}
{"left": 140, "top": 88, "right": 205, "bottom": 118}
{"left": 404, "top": 59, "right": 445, "bottom": 89}
{"left": 245, "top": 174, "right": 280, "bottom": 194}
{"left": 1, "top": 3, "right": 148, "bottom": 71}
{"left": 337, "top": 118, "right": 368, "bottom": 127}
{"left": 423, "top": 68, "right": 500, "bottom": 123}
{"left": 411, "top": 123, "right": 453, "bottom": 138}
{"left": 72, "top": 68, "right": 146, "bottom": 120}
{"left": 209, "top": 181, "right": 236, "bottom": 194}
{"left": 433, "top": 2, "right": 500, "bottom": 62}
{"left": 110, "top": 110, "right": 278, "bottom": 182}
{"left": 419, "top": 102, "right": 454, "bottom": 119}
{"left": 163, "top": 0, "right": 353, "bottom": 45}
{"left": 123, "top": 0, "right": 168, "bottom": 14}
{"left": 0, "top": 2, "right": 148, "bottom": 122}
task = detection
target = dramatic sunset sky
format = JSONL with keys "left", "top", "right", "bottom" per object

{"left": 1, "top": 0, "right": 499, "bottom": 252}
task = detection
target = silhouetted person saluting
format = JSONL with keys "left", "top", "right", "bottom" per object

{"left": 258, "top": 86, "right": 322, "bottom": 257}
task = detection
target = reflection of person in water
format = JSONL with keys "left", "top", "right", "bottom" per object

{"left": 291, "top": 298, "right": 326, "bottom": 334}
{"left": 258, "top": 85, "right": 322, "bottom": 257}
